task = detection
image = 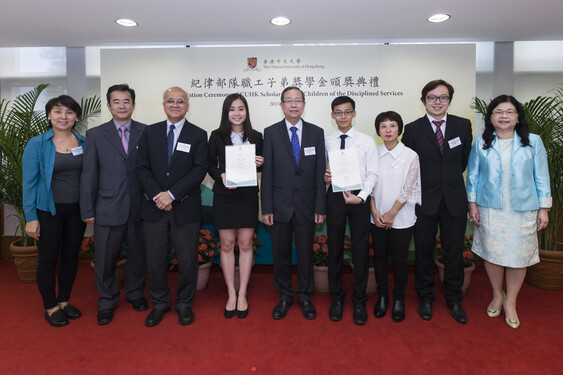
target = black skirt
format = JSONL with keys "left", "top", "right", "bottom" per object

{"left": 212, "top": 190, "right": 259, "bottom": 230}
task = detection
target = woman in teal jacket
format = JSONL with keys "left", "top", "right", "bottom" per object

{"left": 23, "top": 95, "right": 86, "bottom": 327}
{"left": 466, "top": 95, "right": 551, "bottom": 329}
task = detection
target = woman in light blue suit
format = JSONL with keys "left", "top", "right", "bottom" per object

{"left": 467, "top": 95, "right": 551, "bottom": 329}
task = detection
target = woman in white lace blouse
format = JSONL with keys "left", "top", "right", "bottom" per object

{"left": 370, "top": 111, "right": 421, "bottom": 322}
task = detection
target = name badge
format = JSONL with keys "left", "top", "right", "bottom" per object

{"left": 392, "top": 157, "right": 405, "bottom": 169}
{"left": 71, "top": 146, "right": 83, "bottom": 156}
{"left": 448, "top": 137, "right": 462, "bottom": 149}
{"left": 304, "top": 146, "right": 316, "bottom": 156}
{"left": 177, "top": 142, "right": 191, "bottom": 153}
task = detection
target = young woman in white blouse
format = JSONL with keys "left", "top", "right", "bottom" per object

{"left": 370, "top": 111, "right": 421, "bottom": 322}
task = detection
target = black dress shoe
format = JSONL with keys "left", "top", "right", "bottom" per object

{"left": 392, "top": 300, "right": 405, "bottom": 322}
{"left": 45, "top": 310, "right": 68, "bottom": 327}
{"left": 329, "top": 300, "right": 343, "bottom": 321}
{"left": 145, "top": 307, "right": 170, "bottom": 327}
{"left": 224, "top": 308, "right": 236, "bottom": 319}
{"left": 97, "top": 309, "right": 114, "bottom": 325}
{"left": 373, "top": 296, "right": 388, "bottom": 318}
{"left": 131, "top": 297, "right": 148, "bottom": 312}
{"left": 417, "top": 299, "right": 433, "bottom": 321}
{"left": 237, "top": 307, "right": 248, "bottom": 319}
{"left": 299, "top": 301, "right": 317, "bottom": 320}
{"left": 237, "top": 298, "right": 248, "bottom": 319}
{"left": 353, "top": 304, "right": 368, "bottom": 325}
{"left": 62, "top": 304, "right": 81, "bottom": 319}
{"left": 272, "top": 300, "right": 292, "bottom": 320}
{"left": 178, "top": 307, "right": 195, "bottom": 326}
{"left": 447, "top": 301, "right": 467, "bottom": 324}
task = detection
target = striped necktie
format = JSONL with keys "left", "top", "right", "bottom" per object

{"left": 432, "top": 120, "right": 445, "bottom": 153}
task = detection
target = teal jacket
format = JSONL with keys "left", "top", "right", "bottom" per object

{"left": 22, "top": 129, "right": 85, "bottom": 222}
{"left": 466, "top": 131, "right": 552, "bottom": 211}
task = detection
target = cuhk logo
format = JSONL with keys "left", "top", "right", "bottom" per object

{"left": 247, "top": 57, "right": 257, "bottom": 69}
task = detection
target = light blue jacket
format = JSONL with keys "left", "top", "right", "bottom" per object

{"left": 466, "top": 131, "right": 552, "bottom": 211}
{"left": 22, "top": 129, "right": 85, "bottom": 222}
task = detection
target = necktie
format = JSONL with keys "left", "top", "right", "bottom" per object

{"left": 340, "top": 134, "right": 347, "bottom": 150}
{"left": 290, "top": 126, "right": 300, "bottom": 165}
{"left": 120, "top": 126, "right": 128, "bottom": 154}
{"left": 432, "top": 120, "right": 445, "bottom": 154}
{"left": 167, "top": 124, "right": 175, "bottom": 164}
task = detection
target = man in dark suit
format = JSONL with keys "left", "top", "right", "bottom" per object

{"left": 261, "top": 86, "right": 326, "bottom": 320}
{"left": 136, "top": 86, "right": 208, "bottom": 327}
{"left": 81, "top": 84, "right": 147, "bottom": 325}
{"left": 402, "top": 79, "right": 472, "bottom": 324}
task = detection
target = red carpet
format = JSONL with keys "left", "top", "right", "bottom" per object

{"left": 0, "top": 260, "right": 562, "bottom": 374}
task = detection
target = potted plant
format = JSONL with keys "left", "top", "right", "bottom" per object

{"left": 312, "top": 234, "right": 330, "bottom": 292}
{"left": 80, "top": 235, "right": 127, "bottom": 288}
{"left": 474, "top": 88, "right": 563, "bottom": 290}
{"left": 168, "top": 229, "right": 218, "bottom": 290}
{"left": 434, "top": 234, "right": 476, "bottom": 294}
{"left": 0, "top": 84, "right": 100, "bottom": 282}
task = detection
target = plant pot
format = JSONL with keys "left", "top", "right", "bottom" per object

{"left": 349, "top": 260, "right": 377, "bottom": 294}
{"left": 9, "top": 241, "right": 39, "bottom": 283}
{"left": 197, "top": 261, "right": 213, "bottom": 290}
{"left": 435, "top": 256, "right": 475, "bottom": 294}
{"left": 525, "top": 249, "right": 563, "bottom": 290}
{"left": 313, "top": 265, "right": 329, "bottom": 293}
{"left": 90, "top": 258, "right": 127, "bottom": 289}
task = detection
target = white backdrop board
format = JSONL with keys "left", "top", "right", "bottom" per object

{"left": 100, "top": 44, "right": 476, "bottom": 140}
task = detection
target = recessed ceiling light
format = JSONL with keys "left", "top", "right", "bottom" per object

{"left": 427, "top": 14, "right": 450, "bottom": 23}
{"left": 270, "top": 17, "right": 291, "bottom": 26}
{"left": 115, "top": 18, "right": 138, "bottom": 27}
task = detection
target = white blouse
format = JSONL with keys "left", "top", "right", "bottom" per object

{"left": 370, "top": 142, "right": 421, "bottom": 229}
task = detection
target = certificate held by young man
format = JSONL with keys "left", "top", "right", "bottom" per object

{"left": 328, "top": 148, "right": 362, "bottom": 192}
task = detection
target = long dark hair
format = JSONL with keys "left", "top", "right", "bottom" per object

{"left": 216, "top": 93, "right": 255, "bottom": 143}
{"left": 482, "top": 95, "right": 530, "bottom": 149}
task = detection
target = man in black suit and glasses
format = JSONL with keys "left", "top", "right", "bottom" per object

{"left": 402, "top": 79, "right": 472, "bottom": 324}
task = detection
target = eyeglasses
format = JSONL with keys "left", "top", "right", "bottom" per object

{"left": 492, "top": 110, "right": 517, "bottom": 117}
{"left": 426, "top": 95, "right": 450, "bottom": 103}
{"left": 333, "top": 110, "right": 354, "bottom": 117}
{"left": 283, "top": 99, "right": 304, "bottom": 104}
{"left": 165, "top": 98, "right": 187, "bottom": 106}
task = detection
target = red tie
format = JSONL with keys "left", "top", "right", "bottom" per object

{"left": 432, "top": 120, "right": 444, "bottom": 154}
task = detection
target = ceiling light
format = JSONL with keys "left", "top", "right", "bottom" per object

{"left": 270, "top": 17, "right": 291, "bottom": 26}
{"left": 427, "top": 14, "right": 450, "bottom": 23}
{"left": 115, "top": 19, "right": 138, "bottom": 27}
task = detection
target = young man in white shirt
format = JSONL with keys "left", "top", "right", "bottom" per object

{"left": 324, "top": 96, "right": 379, "bottom": 325}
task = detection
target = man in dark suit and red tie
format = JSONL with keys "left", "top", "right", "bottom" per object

{"left": 81, "top": 84, "right": 147, "bottom": 325}
{"left": 136, "top": 87, "right": 208, "bottom": 327}
{"left": 401, "top": 79, "right": 473, "bottom": 324}
{"left": 261, "top": 86, "right": 326, "bottom": 320}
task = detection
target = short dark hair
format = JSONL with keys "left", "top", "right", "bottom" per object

{"left": 482, "top": 94, "right": 529, "bottom": 149}
{"left": 106, "top": 84, "right": 136, "bottom": 104}
{"left": 374, "top": 111, "right": 404, "bottom": 136}
{"left": 281, "top": 86, "right": 305, "bottom": 102}
{"left": 420, "top": 79, "right": 454, "bottom": 103}
{"left": 216, "top": 93, "right": 256, "bottom": 144}
{"left": 331, "top": 96, "right": 355, "bottom": 111}
{"left": 45, "top": 95, "right": 82, "bottom": 129}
